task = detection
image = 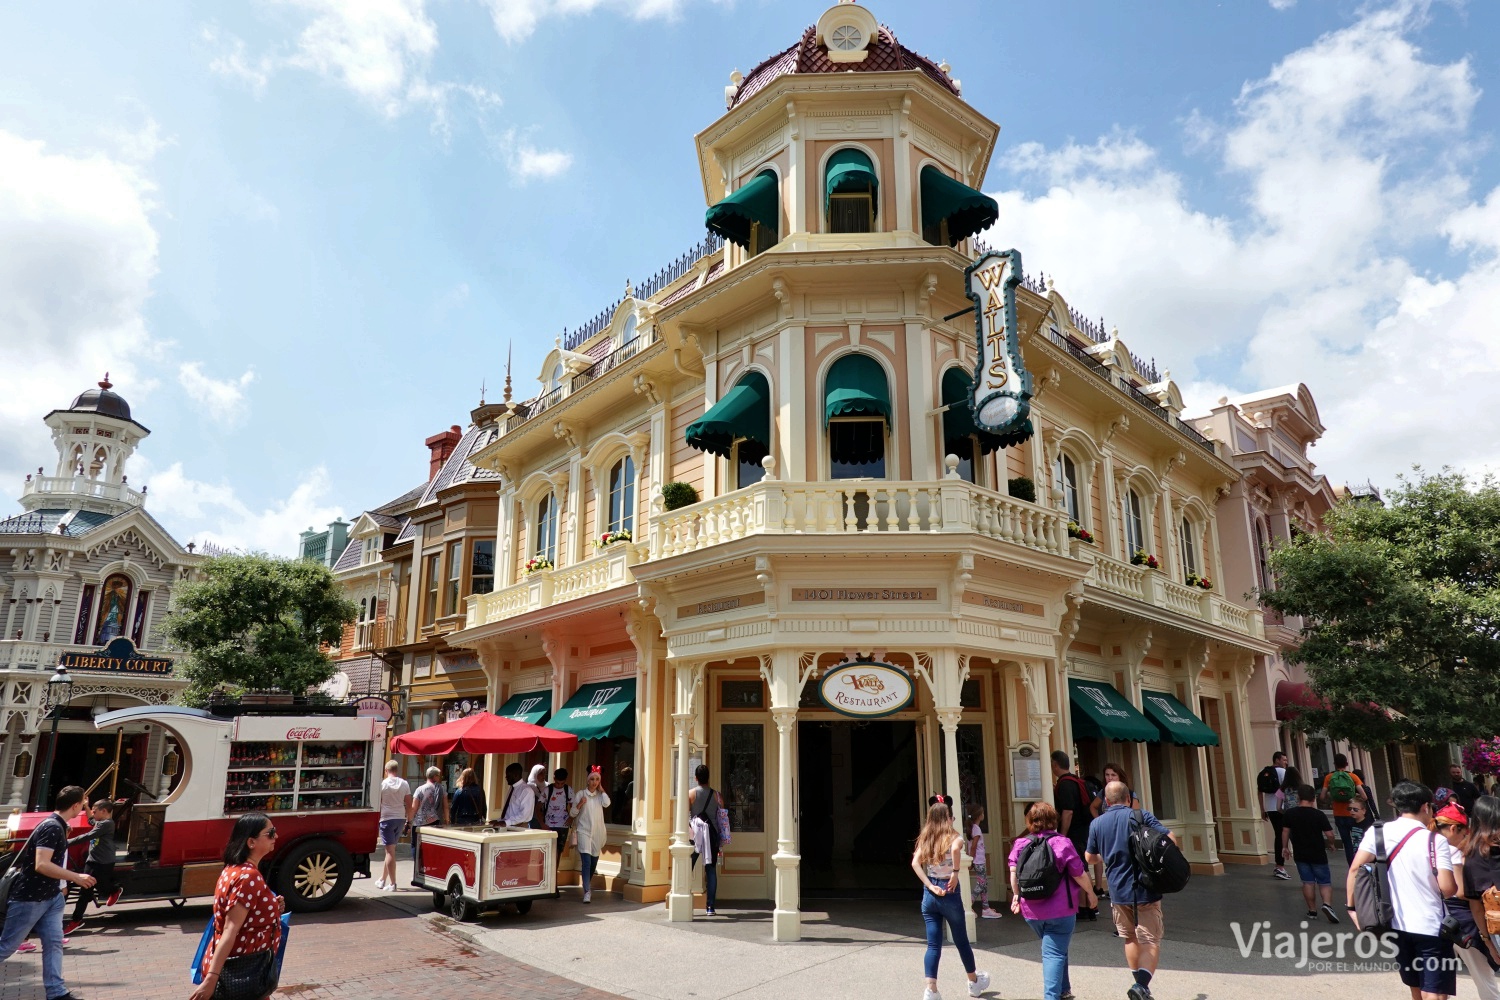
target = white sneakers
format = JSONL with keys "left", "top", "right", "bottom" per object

{"left": 583, "top": 890, "right": 592, "bottom": 903}
{"left": 923, "top": 989, "right": 941, "bottom": 1000}
{"left": 374, "top": 879, "right": 387, "bottom": 890}
{"left": 968, "top": 972, "right": 990, "bottom": 997}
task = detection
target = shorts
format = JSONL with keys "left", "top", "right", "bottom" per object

{"left": 1112, "top": 901, "right": 1164, "bottom": 948}
{"left": 378, "top": 818, "right": 406, "bottom": 846}
{"left": 1295, "top": 861, "right": 1331, "bottom": 886}
{"left": 1393, "top": 930, "right": 1458, "bottom": 997}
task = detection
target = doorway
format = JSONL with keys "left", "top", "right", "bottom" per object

{"left": 31, "top": 730, "right": 146, "bottom": 810}
{"left": 798, "top": 719, "right": 921, "bottom": 897}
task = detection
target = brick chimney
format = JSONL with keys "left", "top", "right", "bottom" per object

{"left": 426, "top": 425, "right": 463, "bottom": 480}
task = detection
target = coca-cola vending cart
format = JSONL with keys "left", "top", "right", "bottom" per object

{"left": 412, "top": 824, "right": 556, "bottom": 921}
{"left": 3, "top": 705, "right": 384, "bottom": 912}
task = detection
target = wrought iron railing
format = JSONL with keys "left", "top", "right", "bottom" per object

{"left": 569, "top": 330, "right": 659, "bottom": 392}
{"left": 561, "top": 235, "right": 725, "bottom": 352}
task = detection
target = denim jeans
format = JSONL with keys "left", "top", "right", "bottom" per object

{"left": 691, "top": 852, "right": 717, "bottom": 908}
{"left": 579, "top": 852, "right": 598, "bottom": 892}
{"left": 1025, "top": 915, "right": 1076, "bottom": 1000}
{"left": 0, "top": 893, "right": 68, "bottom": 999}
{"left": 921, "top": 888, "right": 976, "bottom": 980}
{"left": 1334, "top": 815, "right": 1358, "bottom": 865}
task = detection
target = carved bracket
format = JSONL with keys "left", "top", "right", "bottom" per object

{"left": 633, "top": 374, "right": 661, "bottom": 406}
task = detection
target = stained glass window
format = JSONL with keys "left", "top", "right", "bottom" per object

{"left": 721, "top": 724, "right": 764, "bottom": 832}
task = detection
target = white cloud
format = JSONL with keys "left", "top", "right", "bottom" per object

{"left": 481, "top": 0, "right": 709, "bottom": 44}
{"left": 141, "top": 461, "right": 344, "bottom": 556}
{"left": 177, "top": 363, "right": 257, "bottom": 426}
{"left": 984, "top": 0, "right": 1500, "bottom": 487}
{"left": 1268, "top": 0, "right": 1298, "bottom": 10}
{"left": 501, "top": 128, "right": 573, "bottom": 181}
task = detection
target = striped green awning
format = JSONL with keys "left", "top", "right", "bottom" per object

{"left": 685, "top": 372, "right": 771, "bottom": 458}
{"left": 706, "top": 171, "right": 779, "bottom": 249}
{"left": 824, "top": 353, "right": 891, "bottom": 426}
{"left": 1069, "top": 678, "right": 1159, "bottom": 743}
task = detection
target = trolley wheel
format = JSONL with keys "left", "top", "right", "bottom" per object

{"left": 514, "top": 899, "right": 533, "bottom": 916}
{"left": 170, "top": 898, "right": 187, "bottom": 909}
{"left": 432, "top": 891, "right": 447, "bottom": 912}
{"left": 447, "top": 878, "right": 477, "bottom": 922}
{"left": 276, "top": 839, "right": 354, "bottom": 913}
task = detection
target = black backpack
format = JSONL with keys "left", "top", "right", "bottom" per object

{"left": 1129, "top": 813, "right": 1191, "bottom": 894}
{"left": 1015, "top": 833, "right": 1066, "bottom": 900}
{"left": 1256, "top": 767, "right": 1281, "bottom": 796}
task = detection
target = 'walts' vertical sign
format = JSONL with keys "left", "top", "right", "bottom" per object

{"left": 966, "top": 249, "right": 1033, "bottom": 441}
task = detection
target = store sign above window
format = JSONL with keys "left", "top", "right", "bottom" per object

{"left": 965, "top": 249, "right": 1033, "bottom": 442}
{"left": 818, "top": 660, "right": 914, "bottom": 719}
{"left": 59, "top": 637, "right": 173, "bottom": 676}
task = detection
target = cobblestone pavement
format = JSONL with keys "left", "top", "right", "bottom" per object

{"left": 1, "top": 889, "right": 621, "bottom": 1000}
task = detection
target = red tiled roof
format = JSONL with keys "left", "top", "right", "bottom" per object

{"left": 732, "top": 24, "right": 959, "bottom": 108}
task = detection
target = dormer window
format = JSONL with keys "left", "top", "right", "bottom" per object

{"left": 825, "top": 149, "right": 878, "bottom": 234}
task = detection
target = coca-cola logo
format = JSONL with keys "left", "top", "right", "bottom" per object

{"left": 500, "top": 878, "right": 518, "bottom": 887}
{"left": 285, "top": 727, "right": 322, "bottom": 740}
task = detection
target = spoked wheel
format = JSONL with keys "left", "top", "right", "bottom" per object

{"left": 447, "top": 878, "right": 477, "bottom": 922}
{"left": 276, "top": 839, "right": 354, "bottom": 913}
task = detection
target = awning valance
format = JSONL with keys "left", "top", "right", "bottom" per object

{"left": 824, "top": 353, "right": 891, "bottom": 426}
{"left": 546, "top": 679, "right": 636, "bottom": 741}
{"left": 685, "top": 371, "right": 771, "bottom": 458}
{"left": 825, "top": 148, "right": 878, "bottom": 211}
{"left": 1141, "top": 689, "right": 1220, "bottom": 747}
{"left": 1275, "top": 680, "right": 1326, "bottom": 722}
{"left": 706, "top": 171, "right": 779, "bottom": 249}
{"left": 1069, "top": 678, "right": 1159, "bottom": 743}
{"left": 494, "top": 689, "right": 553, "bottom": 725}
{"left": 940, "top": 368, "right": 1026, "bottom": 455}
{"left": 921, "top": 166, "right": 998, "bottom": 244}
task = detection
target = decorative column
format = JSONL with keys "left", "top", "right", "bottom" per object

{"left": 770, "top": 706, "right": 801, "bottom": 941}
{"left": 936, "top": 706, "right": 977, "bottom": 942}
{"left": 666, "top": 660, "right": 701, "bottom": 922}
{"left": 1181, "top": 642, "right": 1220, "bottom": 869}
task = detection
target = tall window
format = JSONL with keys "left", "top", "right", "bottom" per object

{"left": 1125, "top": 489, "right": 1146, "bottom": 556}
{"left": 444, "top": 541, "right": 462, "bottom": 615}
{"left": 829, "top": 420, "right": 886, "bottom": 479}
{"left": 536, "top": 493, "right": 558, "bottom": 563}
{"left": 470, "top": 540, "right": 495, "bottom": 595}
{"left": 825, "top": 149, "right": 877, "bottom": 234}
{"left": 1055, "top": 454, "right": 1080, "bottom": 523}
{"left": 421, "top": 554, "right": 440, "bottom": 626}
{"left": 608, "top": 457, "right": 635, "bottom": 534}
{"left": 1180, "top": 518, "right": 1199, "bottom": 577}
{"left": 1255, "top": 519, "right": 1272, "bottom": 591}
{"left": 736, "top": 439, "right": 768, "bottom": 489}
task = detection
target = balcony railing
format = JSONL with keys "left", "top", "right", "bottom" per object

{"left": 20, "top": 476, "right": 145, "bottom": 509}
{"left": 652, "top": 479, "right": 1072, "bottom": 560}
{"left": 0, "top": 640, "right": 179, "bottom": 672}
{"left": 372, "top": 617, "right": 407, "bottom": 649}
{"left": 467, "top": 543, "right": 643, "bottom": 628}
{"left": 569, "top": 330, "right": 658, "bottom": 393}
{"left": 1084, "top": 554, "right": 1265, "bottom": 639}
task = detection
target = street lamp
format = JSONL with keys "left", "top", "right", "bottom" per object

{"left": 35, "top": 665, "right": 74, "bottom": 810}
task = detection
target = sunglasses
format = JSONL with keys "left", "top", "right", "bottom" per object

{"left": 261, "top": 827, "right": 278, "bottom": 839}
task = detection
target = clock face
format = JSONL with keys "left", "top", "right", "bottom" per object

{"left": 830, "top": 24, "right": 862, "bottom": 51}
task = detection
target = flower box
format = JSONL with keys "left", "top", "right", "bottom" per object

{"left": 1185, "top": 573, "right": 1213, "bottom": 590}
{"left": 1131, "top": 551, "right": 1160, "bottom": 570}
{"left": 523, "top": 557, "right": 553, "bottom": 575}
{"left": 1067, "top": 523, "right": 1094, "bottom": 544}
{"left": 596, "top": 528, "right": 632, "bottom": 549}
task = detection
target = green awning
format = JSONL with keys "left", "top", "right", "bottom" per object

{"left": 546, "top": 679, "right": 636, "bottom": 741}
{"left": 685, "top": 371, "right": 770, "bottom": 458}
{"left": 1069, "top": 679, "right": 1159, "bottom": 743}
{"left": 494, "top": 689, "right": 552, "bottom": 725}
{"left": 824, "top": 353, "right": 891, "bottom": 426}
{"left": 825, "top": 149, "right": 878, "bottom": 212}
{"left": 706, "top": 171, "right": 779, "bottom": 249}
{"left": 1141, "top": 690, "right": 1220, "bottom": 747}
{"left": 940, "top": 368, "right": 1020, "bottom": 455}
{"left": 921, "top": 166, "right": 998, "bottom": 244}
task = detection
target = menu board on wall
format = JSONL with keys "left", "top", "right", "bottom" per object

{"left": 1011, "top": 747, "right": 1044, "bottom": 801}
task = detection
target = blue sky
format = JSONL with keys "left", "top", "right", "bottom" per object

{"left": 2, "top": 0, "right": 1497, "bottom": 552}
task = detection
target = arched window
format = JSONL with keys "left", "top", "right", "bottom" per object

{"left": 536, "top": 493, "right": 558, "bottom": 564}
{"left": 824, "top": 354, "right": 891, "bottom": 480}
{"left": 825, "top": 149, "right": 877, "bottom": 234}
{"left": 621, "top": 314, "right": 638, "bottom": 346}
{"left": 1125, "top": 489, "right": 1146, "bottom": 556}
{"left": 549, "top": 364, "right": 564, "bottom": 392}
{"left": 1180, "top": 517, "right": 1199, "bottom": 578}
{"left": 705, "top": 169, "right": 780, "bottom": 257}
{"left": 1055, "top": 454, "right": 1080, "bottom": 523}
{"left": 359, "top": 598, "right": 368, "bottom": 621}
{"left": 1255, "top": 519, "right": 1272, "bottom": 591}
{"left": 608, "top": 456, "right": 635, "bottom": 535}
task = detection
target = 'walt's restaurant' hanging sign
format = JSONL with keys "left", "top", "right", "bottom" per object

{"left": 966, "top": 248, "right": 1034, "bottom": 441}
{"left": 818, "top": 661, "right": 915, "bottom": 718}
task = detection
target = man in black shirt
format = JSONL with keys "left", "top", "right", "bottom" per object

{"left": 0, "top": 785, "right": 95, "bottom": 1000}
{"left": 1449, "top": 763, "right": 1482, "bottom": 815}
{"left": 1280, "top": 784, "right": 1339, "bottom": 924}
{"left": 1052, "top": 750, "right": 1098, "bottom": 920}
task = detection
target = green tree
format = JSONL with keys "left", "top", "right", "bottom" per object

{"left": 163, "top": 553, "right": 357, "bottom": 707}
{"left": 1263, "top": 470, "right": 1500, "bottom": 747}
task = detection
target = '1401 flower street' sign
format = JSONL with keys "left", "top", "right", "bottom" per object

{"left": 966, "top": 249, "right": 1034, "bottom": 441}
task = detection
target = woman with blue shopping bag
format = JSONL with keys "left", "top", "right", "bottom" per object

{"left": 190, "top": 813, "right": 290, "bottom": 1000}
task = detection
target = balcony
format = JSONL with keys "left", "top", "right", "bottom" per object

{"left": 467, "top": 542, "right": 644, "bottom": 628}
{"left": 1084, "top": 553, "right": 1265, "bottom": 639}
{"left": 20, "top": 475, "right": 145, "bottom": 512}
{"left": 0, "top": 639, "right": 179, "bottom": 672}
{"left": 372, "top": 617, "right": 408, "bottom": 650}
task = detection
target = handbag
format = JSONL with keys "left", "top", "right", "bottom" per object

{"left": 1483, "top": 885, "right": 1500, "bottom": 936}
{"left": 1354, "top": 820, "right": 1418, "bottom": 934}
{"left": 213, "top": 950, "right": 277, "bottom": 1000}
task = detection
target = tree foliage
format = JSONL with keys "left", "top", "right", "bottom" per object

{"left": 1263, "top": 470, "right": 1500, "bottom": 747}
{"left": 162, "top": 553, "right": 357, "bottom": 707}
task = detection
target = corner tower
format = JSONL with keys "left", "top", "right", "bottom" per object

{"left": 22, "top": 375, "right": 151, "bottom": 516}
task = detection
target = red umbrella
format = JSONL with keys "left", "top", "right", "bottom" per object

{"left": 389, "top": 712, "right": 578, "bottom": 755}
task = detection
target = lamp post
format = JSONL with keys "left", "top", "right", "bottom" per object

{"left": 35, "top": 665, "right": 74, "bottom": 810}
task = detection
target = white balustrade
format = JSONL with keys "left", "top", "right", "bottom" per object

{"left": 1085, "top": 554, "right": 1261, "bottom": 638}
{"left": 21, "top": 476, "right": 144, "bottom": 508}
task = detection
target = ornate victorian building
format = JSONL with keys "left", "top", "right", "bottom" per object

{"left": 0, "top": 379, "right": 199, "bottom": 809}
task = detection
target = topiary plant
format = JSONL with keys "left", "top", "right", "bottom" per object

{"left": 1008, "top": 476, "right": 1036, "bottom": 504}
{"left": 661, "top": 482, "right": 700, "bottom": 511}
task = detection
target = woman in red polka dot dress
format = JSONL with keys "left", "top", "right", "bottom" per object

{"left": 193, "top": 813, "right": 285, "bottom": 1000}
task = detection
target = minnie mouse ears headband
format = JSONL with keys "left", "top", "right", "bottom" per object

{"left": 589, "top": 765, "right": 602, "bottom": 775}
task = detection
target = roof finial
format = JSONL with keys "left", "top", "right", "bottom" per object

{"left": 479, "top": 378, "right": 486, "bottom": 405}
{"left": 99, "top": 372, "right": 112, "bottom": 391}
{"left": 503, "top": 343, "right": 514, "bottom": 405}
{"left": 624, "top": 276, "right": 634, "bottom": 298}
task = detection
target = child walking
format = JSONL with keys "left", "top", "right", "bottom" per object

{"left": 967, "top": 804, "right": 1002, "bottom": 919}
{"left": 911, "top": 801, "right": 990, "bottom": 1000}
{"left": 64, "top": 798, "right": 122, "bottom": 934}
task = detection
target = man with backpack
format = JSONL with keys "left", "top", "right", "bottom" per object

{"left": 1256, "top": 751, "right": 1300, "bottom": 880}
{"left": 0, "top": 784, "right": 95, "bottom": 1000}
{"left": 1320, "top": 753, "right": 1367, "bottom": 866}
{"left": 1086, "top": 781, "right": 1181, "bottom": 1000}
{"left": 1051, "top": 751, "right": 1098, "bottom": 921}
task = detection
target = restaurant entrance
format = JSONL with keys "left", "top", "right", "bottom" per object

{"left": 798, "top": 719, "right": 921, "bottom": 897}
